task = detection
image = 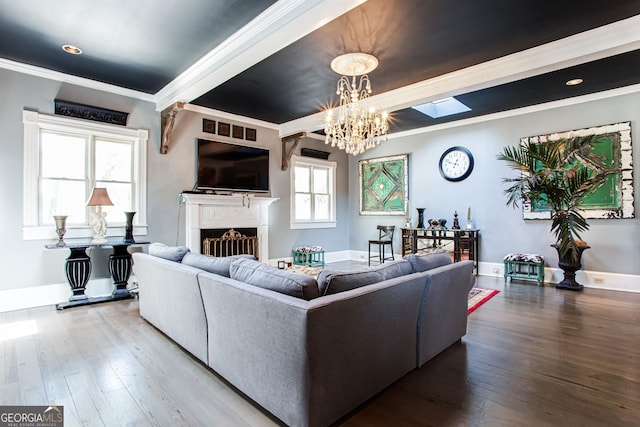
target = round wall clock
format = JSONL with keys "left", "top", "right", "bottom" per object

{"left": 439, "top": 146, "right": 474, "bottom": 181}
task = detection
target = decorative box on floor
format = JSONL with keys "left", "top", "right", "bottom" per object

{"left": 292, "top": 246, "right": 325, "bottom": 267}
{"left": 504, "top": 253, "right": 545, "bottom": 285}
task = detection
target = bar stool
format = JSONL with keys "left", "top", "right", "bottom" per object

{"left": 368, "top": 225, "right": 395, "bottom": 266}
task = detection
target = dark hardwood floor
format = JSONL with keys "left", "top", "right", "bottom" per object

{"left": 1, "top": 274, "right": 639, "bottom": 426}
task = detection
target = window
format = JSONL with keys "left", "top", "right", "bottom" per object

{"left": 290, "top": 155, "right": 336, "bottom": 229}
{"left": 23, "top": 110, "right": 148, "bottom": 240}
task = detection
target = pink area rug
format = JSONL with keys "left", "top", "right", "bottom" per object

{"left": 468, "top": 287, "right": 499, "bottom": 314}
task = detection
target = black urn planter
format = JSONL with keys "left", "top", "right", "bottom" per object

{"left": 124, "top": 211, "right": 136, "bottom": 243}
{"left": 551, "top": 244, "right": 590, "bottom": 291}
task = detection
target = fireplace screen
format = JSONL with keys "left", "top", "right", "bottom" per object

{"left": 203, "top": 228, "right": 258, "bottom": 258}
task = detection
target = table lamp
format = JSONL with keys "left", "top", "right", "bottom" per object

{"left": 87, "top": 187, "right": 114, "bottom": 244}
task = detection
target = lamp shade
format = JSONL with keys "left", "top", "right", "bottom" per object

{"left": 86, "top": 187, "right": 114, "bottom": 206}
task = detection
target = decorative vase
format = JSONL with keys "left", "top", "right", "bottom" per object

{"left": 551, "top": 243, "right": 590, "bottom": 291}
{"left": 54, "top": 215, "right": 68, "bottom": 247}
{"left": 416, "top": 208, "right": 426, "bottom": 228}
{"left": 124, "top": 211, "right": 136, "bottom": 243}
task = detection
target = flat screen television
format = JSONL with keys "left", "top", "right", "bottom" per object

{"left": 196, "top": 139, "right": 269, "bottom": 193}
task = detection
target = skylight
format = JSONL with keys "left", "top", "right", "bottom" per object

{"left": 412, "top": 97, "right": 471, "bottom": 118}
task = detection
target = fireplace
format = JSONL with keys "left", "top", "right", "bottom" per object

{"left": 182, "top": 193, "right": 278, "bottom": 262}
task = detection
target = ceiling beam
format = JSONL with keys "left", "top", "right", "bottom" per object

{"left": 278, "top": 15, "right": 640, "bottom": 137}
{"left": 154, "top": 0, "right": 367, "bottom": 112}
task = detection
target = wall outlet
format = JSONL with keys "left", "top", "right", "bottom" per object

{"left": 593, "top": 277, "right": 605, "bottom": 284}
{"left": 492, "top": 267, "right": 500, "bottom": 274}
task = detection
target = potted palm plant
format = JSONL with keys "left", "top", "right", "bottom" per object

{"left": 497, "top": 135, "right": 620, "bottom": 291}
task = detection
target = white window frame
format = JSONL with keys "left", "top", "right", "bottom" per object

{"left": 290, "top": 155, "right": 336, "bottom": 229}
{"left": 23, "top": 110, "right": 148, "bottom": 240}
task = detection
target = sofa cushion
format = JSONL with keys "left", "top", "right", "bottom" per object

{"left": 404, "top": 251, "right": 452, "bottom": 272}
{"left": 229, "top": 259, "right": 320, "bottom": 300}
{"left": 148, "top": 242, "right": 190, "bottom": 262}
{"left": 182, "top": 253, "right": 256, "bottom": 278}
{"left": 369, "top": 259, "right": 414, "bottom": 281}
{"left": 317, "top": 269, "right": 383, "bottom": 296}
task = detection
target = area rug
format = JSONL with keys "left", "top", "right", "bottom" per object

{"left": 468, "top": 287, "right": 499, "bottom": 314}
{"left": 285, "top": 265, "right": 323, "bottom": 277}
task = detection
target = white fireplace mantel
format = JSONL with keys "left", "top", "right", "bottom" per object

{"left": 182, "top": 193, "right": 278, "bottom": 261}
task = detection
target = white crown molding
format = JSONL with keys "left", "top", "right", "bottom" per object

{"left": 154, "top": 0, "right": 366, "bottom": 111}
{"left": 3, "top": 10, "right": 639, "bottom": 136}
{"left": 278, "top": 15, "right": 640, "bottom": 137}
{"left": 0, "top": 58, "right": 155, "bottom": 103}
{"left": 388, "top": 83, "right": 640, "bottom": 140}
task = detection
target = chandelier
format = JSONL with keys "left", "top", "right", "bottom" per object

{"left": 324, "top": 53, "right": 389, "bottom": 156}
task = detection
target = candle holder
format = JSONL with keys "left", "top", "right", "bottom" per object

{"left": 54, "top": 215, "right": 68, "bottom": 247}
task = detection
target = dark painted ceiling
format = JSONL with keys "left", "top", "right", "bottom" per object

{"left": 1, "top": 0, "right": 639, "bottom": 135}
{"left": 0, "top": 0, "right": 277, "bottom": 93}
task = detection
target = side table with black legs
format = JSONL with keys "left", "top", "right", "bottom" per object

{"left": 45, "top": 240, "right": 149, "bottom": 309}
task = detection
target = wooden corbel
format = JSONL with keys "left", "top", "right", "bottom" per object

{"left": 281, "top": 132, "right": 306, "bottom": 170}
{"left": 160, "top": 101, "right": 185, "bottom": 154}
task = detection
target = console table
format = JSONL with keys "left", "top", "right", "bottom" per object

{"left": 45, "top": 240, "right": 149, "bottom": 309}
{"left": 401, "top": 228, "right": 479, "bottom": 273}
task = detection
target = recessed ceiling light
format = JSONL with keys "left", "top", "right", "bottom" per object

{"left": 566, "top": 78, "right": 583, "bottom": 86}
{"left": 62, "top": 44, "right": 82, "bottom": 55}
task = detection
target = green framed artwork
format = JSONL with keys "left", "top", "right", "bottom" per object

{"left": 359, "top": 154, "right": 408, "bottom": 215}
{"left": 522, "top": 121, "right": 634, "bottom": 219}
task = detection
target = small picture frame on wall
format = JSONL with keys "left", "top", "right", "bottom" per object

{"left": 218, "top": 122, "right": 231, "bottom": 137}
{"left": 203, "top": 119, "right": 216, "bottom": 134}
{"left": 245, "top": 128, "right": 257, "bottom": 141}
{"left": 232, "top": 125, "right": 244, "bottom": 139}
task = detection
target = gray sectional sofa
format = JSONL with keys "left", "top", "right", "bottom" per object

{"left": 133, "top": 244, "right": 475, "bottom": 427}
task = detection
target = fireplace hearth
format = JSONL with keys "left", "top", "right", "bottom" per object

{"left": 181, "top": 193, "right": 277, "bottom": 262}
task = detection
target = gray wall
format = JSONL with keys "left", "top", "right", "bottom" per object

{"left": 349, "top": 91, "right": 640, "bottom": 275}
{"left": 165, "top": 110, "right": 351, "bottom": 258}
{"left": 2, "top": 65, "right": 639, "bottom": 295}
{"left": 0, "top": 69, "right": 159, "bottom": 291}
{"left": 0, "top": 68, "right": 351, "bottom": 293}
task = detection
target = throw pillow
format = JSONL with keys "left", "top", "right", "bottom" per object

{"left": 230, "top": 259, "right": 320, "bottom": 300}
{"left": 182, "top": 253, "right": 255, "bottom": 278}
{"left": 404, "top": 251, "right": 452, "bottom": 272}
{"left": 148, "top": 242, "right": 190, "bottom": 262}
{"left": 316, "top": 269, "right": 383, "bottom": 296}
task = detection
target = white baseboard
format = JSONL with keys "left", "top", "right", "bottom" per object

{"left": 5, "top": 254, "right": 638, "bottom": 313}
{"left": 0, "top": 277, "right": 135, "bottom": 313}
{"left": 347, "top": 250, "right": 402, "bottom": 264}
{"left": 0, "top": 283, "right": 69, "bottom": 312}
{"left": 479, "top": 261, "right": 640, "bottom": 293}
{"left": 344, "top": 254, "right": 640, "bottom": 293}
